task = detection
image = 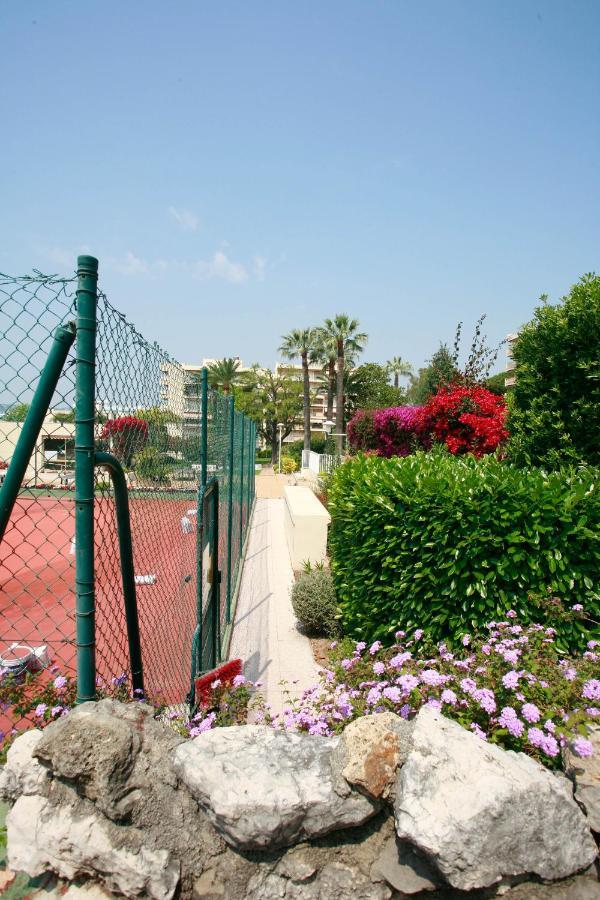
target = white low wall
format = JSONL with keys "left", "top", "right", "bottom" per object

{"left": 283, "top": 485, "right": 331, "bottom": 570}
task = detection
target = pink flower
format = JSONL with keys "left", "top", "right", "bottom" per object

{"left": 506, "top": 610, "right": 517, "bottom": 618}
{"left": 389, "top": 651, "right": 411, "bottom": 669}
{"left": 470, "top": 722, "right": 487, "bottom": 741}
{"left": 383, "top": 686, "right": 402, "bottom": 704}
{"left": 502, "top": 670, "right": 519, "bottom": 690}
{"left": 521, "top": 703, "right": 541, "bottom": 724}
{"left": 398, "top": 673, "right": 419, "bottom": 693}
{"left": 53, "top": 675, "right": 67, "bottom": 690}
{"left": 572, "top": 737, "right": 594, "bottom": 758}
{"left": 420, "top": 669, "right": 446, "bottom": 687}
{"left": 232, "top": 674, "right": 246, "bottom": 687}
{"left": 369, "top": 641, "right": 382, "bottom": 655}
{"left": 373, "top": 661, "right": 385, "bottom": 676}
{"left": 413, "top": 629, "right": 424, "bottom": 641}
{"left": 582, "top": 680, "right": 600, "bottom": 701}
{"left": 441, "top": 689, "right": 458, "bottom": 706}
{"left": 34, "top": 703, "right": 47, "bottom": 718}
{"left": 460, "top": 678, "right": 477, "bottom": 695}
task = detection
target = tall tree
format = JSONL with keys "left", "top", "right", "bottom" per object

{"left": 206, "top": 358, "right": 241, "bottom": 394}
{"left": 234, "top": 367, "right": 303, "bottom": 465}
{"left": 345, "top": 363, "right": 405, "bottom": 418}
{"left": 313, "top": 332, "right": 337, "bottom": 423}
{"left": 322, "top": 316, "right": 367, "bottom": 453}
{"left": 407, "top": 344, "right": 458, "bottom": 404}
{"left": 386, "top": 356, "right": 413, "bottom": 389}
{"left": 279, "top": 328, "right": 318, "bottom": 454}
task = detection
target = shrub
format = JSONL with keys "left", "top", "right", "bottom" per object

{"left": 280, "top": 454, "right": 297, "bottom": 474}
{"left": 328, "top": 450, "right": 599, "bottom": 649}
{"left": 101, "top": 416, "right": 149, "bottom": 467}
{"left": 270, "top": 607, "right": 599, "bottom": 769}
{"left": 290, "top": 570, "right": 340, "bottom": 636}
{"left": 135, "top": 447, "right": 171, "bottom": 484}
{"left": 346, "top": 409, "right": 377, "bottom": 452}
{"left": 420, "top": 384, "right": 507, "bottom": 457}
{"left": 507, "top": 274, "right": 600, "bottom": 468}
{"left": 347, "top": 406, "right": 426, "bottom": 456}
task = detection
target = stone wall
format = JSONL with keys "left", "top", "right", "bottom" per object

{"left": 0, "top": 700, "right": 598, "bottom": 900}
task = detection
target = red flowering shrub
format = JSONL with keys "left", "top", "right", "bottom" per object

{"left": 421, "top": 385, "right": 507, "bottom": 457}
{"left": 346, "top": 410, "right": 377, "bottom": 452}
{"left": 100, "top": 416, "right": 149, "bottom": 467}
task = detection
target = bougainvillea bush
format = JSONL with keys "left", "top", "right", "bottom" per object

{"left": 100, "top": 415, "right": 149, "bottom": 468}
{"left": 328, "top": 450, "right": 599, "bottom": 648}
{"left": 347, "top": 406, "right": 427, "bottom": 456}
{"left": 419, "top": 384, "right": 508, "bottom": 457}
{"left": 267, "top": 606, "right": 598, "bottom": 770}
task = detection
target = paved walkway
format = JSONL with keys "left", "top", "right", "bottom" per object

{"left": 230, "top": 495, "right": 319, "bottom": 716}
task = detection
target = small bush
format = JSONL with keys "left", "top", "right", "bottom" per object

{"left": 328, "top": 450, "right": 599, "bottom": 649}
{"left": 420, "top": 384, "right": 507, "bottom": 457}
{"left": 346, "top": 409, "right": 377, "bottom": 452}
{"left": 291, "top": 570, "right": 340, "bottom": 636}
{"left": 280, "top": 454, "right": 297, "bottom": 474}
{"left": 135, "top": 447, "right": 171, "bottom": 484}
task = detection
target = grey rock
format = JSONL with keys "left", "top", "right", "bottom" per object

{"left": 330, "top": 713, "right": 412, "bottom": 800}
{"left": 395, "top": 707, "right": 598, "bottom": 891}
{"left": 563, "top": 724, "right": 600, "bottom": 832}
{"left": 370, "top": 835, "right": 441, "bottom": 893}
{"left": 246, "top": 862, "right": 392, "bottom": 899}
{"left": 7, "top": 793, "right": 180, "bottom": 900}
{"left": 505, "top": 876, "right": 600, "bottom": 899}
{"left": 172, "top": 725, "right": 379, "bottom": 850}
{"left": 0, "top": 729, "right": 49, "bottom": 802}
{"left": 34, "top": 699, "right": 148, "bottom": 821}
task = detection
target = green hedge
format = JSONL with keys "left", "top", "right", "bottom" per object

{"left": 328, "top": 450, "right": 599, "bottom": 649}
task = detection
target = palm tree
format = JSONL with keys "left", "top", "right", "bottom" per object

{"left": 278, "top": 328, "right": 318, "bottom": 455}
{"left": 313, "top": 331, "right": 337, "bottom": 424}
{"left": 206, "top": 358, "right": 241, "bottom": 394}
{"left": 322, "top": 316, "right": 367, "bottom": 453}
{"left": 387, "top": 356, "right": 413, "bottom": 389}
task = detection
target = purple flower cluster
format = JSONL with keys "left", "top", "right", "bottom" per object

{"left": 263, "top": 611, "right": 597, "bottom": 769}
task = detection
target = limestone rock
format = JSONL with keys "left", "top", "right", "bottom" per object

{"left": 7, "top": 793, "right": 180, "bottom": 900}
{"left": 505, "top": 877, "right": 600, "bottom": 899}
{"left": 245, "top": 862, "right": 392, "bottom": 900}
{"left": 0, "top": 729, "right": 49, "bottom": 802}
{"left": 394, "top": 707, "right": 598, "bottom": 891}
{"left": 370, "top": 836, "right": 441, "bottom": 893}
{"left": 331, "top": 713, "right": 412, "bottom": 800}
{"left": 563, "top": 724, "right": 600, "bottom": 832}
{"left": 34, "top": 700, "right": 149, "bottom": 821}
{"left": 172, "top": 725, "right": 379, "bottom": 850}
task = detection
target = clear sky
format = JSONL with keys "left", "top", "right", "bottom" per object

{"left": 2, "top": 1, "right": 599, "bottom": 374}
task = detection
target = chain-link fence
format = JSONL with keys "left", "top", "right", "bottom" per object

{"left": 0, "top": 258, "right": 256, "bottom": 741}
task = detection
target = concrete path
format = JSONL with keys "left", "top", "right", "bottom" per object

{"left": 230, "top": 496, "right": 319, "bottom": 716}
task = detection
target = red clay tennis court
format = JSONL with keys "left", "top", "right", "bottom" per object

{"left": 0, "top": 491, "right": 199, "bottom": 736}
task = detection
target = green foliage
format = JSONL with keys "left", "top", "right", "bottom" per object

{"left": 52, "top": 408, "right": 76, "bottom": 423}
{"left": 206, "top": 358, "right": 242, "bottom": 394}
{"left": 282, "top": 437, "right": 327, "bottom": 467}
{"left": 134, "top": 446, "right": 171, "bottom": 484}
{"left": 485, "top": 371, "right": 509, "bottom": 396}
{"left": 407, "top": 344, "right": 457, "bottom": 404}
{"left": 507, "top": 274, "right": 600, "bottom": 468}
{"left": 280, "top": 454, "right": 297, "bottom": 474}
{"left": 233, "top": 366, "right": 303, "bottom": 456}
{"left": 328, "top": 450, "right": 599, "bottom": 649}
{"left": 290, "top": 569, "right": 340, "bottom": 636}
{"left": 2, "top": 402, "right": 30, "bottom": 422}
{"left": 345, "top": 363, "right": 405, "bottom": 417}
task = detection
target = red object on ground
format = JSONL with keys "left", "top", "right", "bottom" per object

{"left": 194, "top": 658, "right": 243, "bottom": 707}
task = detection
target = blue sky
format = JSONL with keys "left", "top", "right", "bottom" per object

{"left": 2, "top": 1, "right": 599, "bottom": 374}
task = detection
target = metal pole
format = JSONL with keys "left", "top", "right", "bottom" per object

{"left": 95, "top": 451, "right": 144, "bottom": 695}
{"left": 278, "top": 425, "right": 282, "bottom": 474}
{"left": 239, "top": 416, "right": 245, "bottom": 549}
{"left": 201, "top": 368, "right": 208, "bottom": 490}
{"left": 226, "top": 396, "right": 235, "bottom": 623}
{"left": 0, "top": 322, "right": 76, "bottom": 541}
{"left": 75, "top": 254, "right": 98, "bottom": 704}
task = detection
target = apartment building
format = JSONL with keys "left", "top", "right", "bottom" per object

{"left": 275, "top": 361, "right": 336, "bottom": 443}
{"left": 505, "top": 333, "right": 518, "bottom": 387}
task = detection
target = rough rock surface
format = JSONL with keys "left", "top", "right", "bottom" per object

{"left": 330, "top": 712, "right": 412, "bottom": 800}
{"left": 0, "top": 728, "right": 50, "bottom": 801}
{"left": 395, "top": 707, "right": 598, "bottom": 891}
{"left": 370, "top": 835, "right": 441, "bottom": 893}
{"left": 563, "top": 725, "right": 600, "bottom": 833}
{"left": 1, "top": 700, "right": 227, "bottom": 899}
{"left": 172, "top": 724, "right": 379, "bottom": 849}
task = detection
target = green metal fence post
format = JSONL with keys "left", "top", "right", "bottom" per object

{"left": 246, "top": 420, "right": 252, "bottom": 524}
{"left": 201, "top": 368, "right": 208, "bottom": 489}
{"left": 75, "top": 255, "right": 99, "bottom": 704}
{"left": 0, "top": 323, "right": 76, "bottom": 542}
{"left": 226, "top": 396, "right": 235, "bottom": 623}
{"left": 238, "top": 415, "right": 245, "bottom": 549}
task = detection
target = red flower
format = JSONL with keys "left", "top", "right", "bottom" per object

{"left": 420, "top": 385, "right": 508, "bottom": 457}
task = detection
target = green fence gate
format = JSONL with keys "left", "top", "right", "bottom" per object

{"left": 0, "top": 255, "right": 256, "bottom": 735}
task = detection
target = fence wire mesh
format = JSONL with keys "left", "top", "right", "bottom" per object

{"left": 1, "top": 264, "right": 256, "bottom": 742}
{"left": 0, "top": 272, "right": 78, "bottom": 739}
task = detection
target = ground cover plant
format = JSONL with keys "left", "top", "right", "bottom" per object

{"left": 268, "top": 604, "right": 598, "bottom": 769}
{"left": 328, "top": 450, "right": 599, "bottom": 649}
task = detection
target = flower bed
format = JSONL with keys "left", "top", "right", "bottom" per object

{"left": 264, "top": 606, "right": 598, "bottom": 769}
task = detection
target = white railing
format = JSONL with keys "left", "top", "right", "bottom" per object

{"left": 304, "top": 450, "right": 338, "bottom": 475}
